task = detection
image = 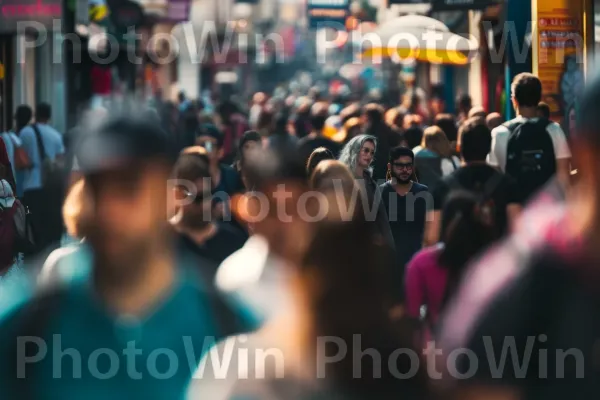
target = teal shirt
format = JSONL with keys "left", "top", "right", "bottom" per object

{"left": 0, "top": 248, "right": 260, "bottom": 400}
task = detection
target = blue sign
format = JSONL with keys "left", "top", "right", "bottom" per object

{"left": 307, "top": 0, "right": 349, "bottom": 29}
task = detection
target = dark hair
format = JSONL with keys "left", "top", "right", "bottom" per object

{"left": 197, "top": 124, "right": 224, "bottom": 148}
{"left": 434, "top": 114, "right": 458, "bottom": 143}
{"left": 459, "top": 118, "right": 492, "bottom": 162}
{"left": 244, "top": 145, "right": 307, "bottom": 192}
{"left": 363, "top": 103, "right": 385, "bottom": 125}
{"left": 403, "top": 126, "right": 424, "bottom": 150}
{"left": 239, "top": 130, "right": 261, "bottom": 151}
{"left": 172, "top": 153, "right": 210, "bottom": 182}
{"left": 15, "top": 105, "right": 33, "bottom": 131}
{"left": 457, "top": 94, "right": 472, "bottom": 113}
{"left": 511, "top": 73, "right": 542, "bottom": 108}
{"left": 36, "top": 102, "right": 52, "bottom": 121}
{"left": 388, "top": 146, "right": 415, "bottom": 163}
{"left": 306, "top": 147, "right": 335, "bottom": 178}
{"left": 438, "top": 191, "right": 495, "bottom": 306}
{"left": 537, "top": 101, "right": 551, "bottom": 119}
{"left": 257, "top": 108, "right": 274, "bottom": 134}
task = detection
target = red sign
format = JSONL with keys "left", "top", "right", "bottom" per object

{"left": 0, "top": 0, "right": 62, "bottom": 32}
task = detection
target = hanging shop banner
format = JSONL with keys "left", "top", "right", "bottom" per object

{"left": 431, "top": 0, "right": 500, "bottom": 11}
{"left": 0, "top": 0, "right": 62, "bottom": 33}
{"left": 532, "top": 0, "right": 587, "bottom": 136}
{"left": 307, "top": 0, "right": 349, "bottom": 29}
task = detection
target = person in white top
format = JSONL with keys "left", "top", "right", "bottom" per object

{"left": 488, "top": 73, "right": 572, "bottom": 186}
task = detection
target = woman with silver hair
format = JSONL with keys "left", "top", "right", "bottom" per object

{"left": 339, "top": 135, "right": 401, "bottom": 307}
{"left": 339, "top": 134, "right": 377, "bottom": 178}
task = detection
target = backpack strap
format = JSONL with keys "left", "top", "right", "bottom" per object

{"left": 31, "top": 124, "right": 47, "bottom": 162}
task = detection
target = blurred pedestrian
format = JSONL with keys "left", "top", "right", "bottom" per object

{"left": 189, "top": 157, "right": 427, "bottom": 399}
{"left": 488, "top": 73, "right": 571, "bottom": 201}
{"left": 297, "top": 102, "right": 341, "bottom": 165}
{"left": 414, "top": 126, "right": 459, "bottom": 191}
{"left": 485, "top": 112, "right": 503, "bottom": 131}
{"left": 38, "top": 178, "right": 92, "bottom": 286}
{"left": 0, "top": 115, "right": 255, "bottom": 398}
{"left": 362, "top": 103, "right": 401, "bottom": 182}
{"left": 195, "top": 124, "right": 244, "bottom": 220}
{"left": 537, "top": 101, "right": 551, "bottom": 119}
{"left": 306, "top": 147, "right": 335, "bottom": 179}
{"left": 438, "top": 74, "right": 600, "bottom": 400}
{"left": 406, "top": 190, "right": 495, "bottom": 340}
{"left": 424, "top": 118, "right": 521, "bottom": 246}
{"left": 19, "top": 102, "right": 65, "bottom": 256}
{"left": 456, "top": 93, "right": 472, "bottom": 125}
{"left": 172, "top": 152, "right": 247, "bottom": 271}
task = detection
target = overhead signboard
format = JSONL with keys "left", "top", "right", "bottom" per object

{"left": 307, "top": 0, "right": 350, "bottom": 29}
{"left": 431, "top": 0, "right": 500, "bottom": 11}
{"left": 532, "top": 0, "right": 586, "bottom": 137}
{"left": 0, "top": 0, "right": 62, "bottom": 33}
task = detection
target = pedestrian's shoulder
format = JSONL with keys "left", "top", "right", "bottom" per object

{"left": 491, "top": 121, "right": 511, "bottom": 137}
{"left": 18, "top": 126, "right": 34, "bottom": 138}
{"left": 412, "top": 182, "right": 429, "bottom": 193}
{"left": 379, "top": 181, "right": 393, "bottom": 191}
{"left": 546, "top": 120, "right": 567, "bottom": 137}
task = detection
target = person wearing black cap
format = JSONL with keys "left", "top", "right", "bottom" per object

{"left": 438, "top": 75, "right": 600, "bottom": 400}
{"left": 0, "top": 115, "right": 257, "bottom": 398}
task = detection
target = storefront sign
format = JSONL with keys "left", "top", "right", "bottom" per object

{"left": 0, "top": 0, "right": 62, "bottom": 32}
{"left": 431, "top": 0, "right": 500, "bottom": 11}
{"left": 307, "top": 0, "right": 349, "bottom": 29}
{"left": 532, "top": 0, "right": 586, "bottom": 135}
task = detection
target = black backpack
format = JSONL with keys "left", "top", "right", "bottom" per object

{"left": 504, "top": 118, "right": 556, "bottom": 201}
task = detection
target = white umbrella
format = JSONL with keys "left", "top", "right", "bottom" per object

{"left": 361, "top": 15, "right": 478, "bottom": 65}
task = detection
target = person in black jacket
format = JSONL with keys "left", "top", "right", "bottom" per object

{"left": 339, "top": 135, "right": 401, "bottom": 304}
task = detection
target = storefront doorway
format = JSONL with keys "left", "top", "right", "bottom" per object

{"left": 0, "top": 36, "right": 14, "bottom": 133}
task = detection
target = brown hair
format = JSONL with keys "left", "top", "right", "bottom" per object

{"left": 306, "top": 147, "right": 335, "bottom": 179}
{"left": 309, "top": 160, "right": 355, "bottom": 190}
{"left": 299, "top": 180, "right": 427, "bottom": 397}
{"left": 422, "top": 126, "right": 452, "bottom": 157}
{"left": 63, "top": 179, "right": 90, "bottom": 239}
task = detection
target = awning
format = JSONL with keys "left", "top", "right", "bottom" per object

{"left": 361, "top": 15, "right": 478, "bottom": 65}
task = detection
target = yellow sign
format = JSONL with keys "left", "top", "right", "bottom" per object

{"left": 532, "top": 0, "right": 588, "bottom": 130}
{"left": 0, "top": 63, "right": 4, "bottom": 80}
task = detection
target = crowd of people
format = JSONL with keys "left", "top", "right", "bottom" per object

{"left": 0, "top": 69, "right": 598, "bottom": 400}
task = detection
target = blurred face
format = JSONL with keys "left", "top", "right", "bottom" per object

{"left": 175, "top": 178, "right": 213, "bottom": 229}
{"left": 86, "top": 163, "right": 170, "bottom": 274}
{"left": 196, "top": 135, "right": 221, "bottom": 164}
{"left": 242, "top": 140, "right": 261, "bottom": 162}
{"left": 358, "top": 141, "right": 375, "bottom": 169}
{"left": 389, "top": 155, "right": 414, "bottom": 184}
{"left": 430, "top": 98, "right": 445, "bottom": 115}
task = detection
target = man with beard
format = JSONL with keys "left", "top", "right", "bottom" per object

{"left": 171, "top": 150, "right": 247, "bottom": 277}
{"left": 0, "top": 116, "right": 255, "bottom": 399}
{"left": 380, "top": 147, "right": 429, "bottom": 298}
